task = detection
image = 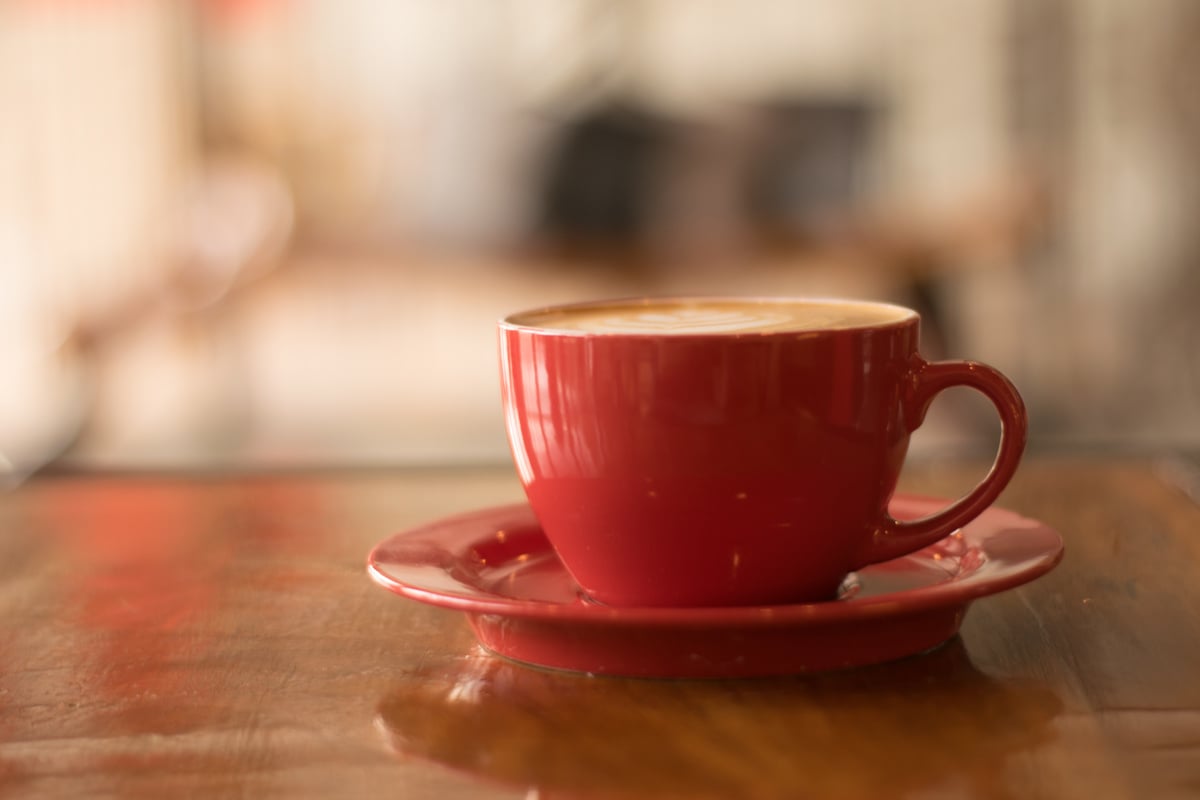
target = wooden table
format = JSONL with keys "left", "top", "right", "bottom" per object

{"left": 1, "top": 456, "right": 1198, "bottom": 799}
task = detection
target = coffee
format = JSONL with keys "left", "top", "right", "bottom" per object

{"left": 499, "top": 296, "right": 1026, "bottom": 607}
{"left": 507, "top": 299, "right": 914, "bottom": 335}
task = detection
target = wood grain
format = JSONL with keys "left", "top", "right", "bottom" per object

{"left": 0, "top": 458, "right": 1197, "bottom": 799}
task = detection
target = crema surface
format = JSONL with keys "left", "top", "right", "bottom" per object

{"left": 510, "top": 300, "right": 914, "bottom": 334}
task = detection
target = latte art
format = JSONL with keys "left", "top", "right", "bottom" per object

{"left": 510, "top": 299, "right": 914, "bottom": 335}
{"left": 581, "top": 308, "right": 796, "bottom": 334}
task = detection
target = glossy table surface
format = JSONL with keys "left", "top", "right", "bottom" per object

{"left": 2, "top": 456, "right": 1198, "bottom": 799}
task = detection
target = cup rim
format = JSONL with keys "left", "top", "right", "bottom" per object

{"left": 499, "top": 296, "right": 919, "bottom": 338}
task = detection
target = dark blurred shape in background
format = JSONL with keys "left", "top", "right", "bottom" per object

{"left": 0, "top": 0, "right": 1196, "bottom": 479}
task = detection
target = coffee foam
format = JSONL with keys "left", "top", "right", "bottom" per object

{"left": 510, "top": 300, "right": 913, "bottom": 335}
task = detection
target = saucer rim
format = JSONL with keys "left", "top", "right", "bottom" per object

{"left": 366, "top": 495, "right": 1064, "bottom": 629}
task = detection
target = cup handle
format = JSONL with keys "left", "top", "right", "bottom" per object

{"left": 857, "top": 359, "right": 1028, "bottom": 566}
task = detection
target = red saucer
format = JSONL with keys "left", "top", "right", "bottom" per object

{"left": 367, "top": 496, "right": 1063, "bottom": 678}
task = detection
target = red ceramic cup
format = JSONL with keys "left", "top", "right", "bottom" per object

{"left": 499, "top": 297, "right": 1027, "bottom": 607}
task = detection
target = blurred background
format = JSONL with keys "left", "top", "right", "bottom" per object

{"left": 1, "top": 0, "right": 1197, "bottom": 479}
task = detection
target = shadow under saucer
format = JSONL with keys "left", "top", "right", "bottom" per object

{"left": 375, "top": 638, "right": 1064, "bottom": 800}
